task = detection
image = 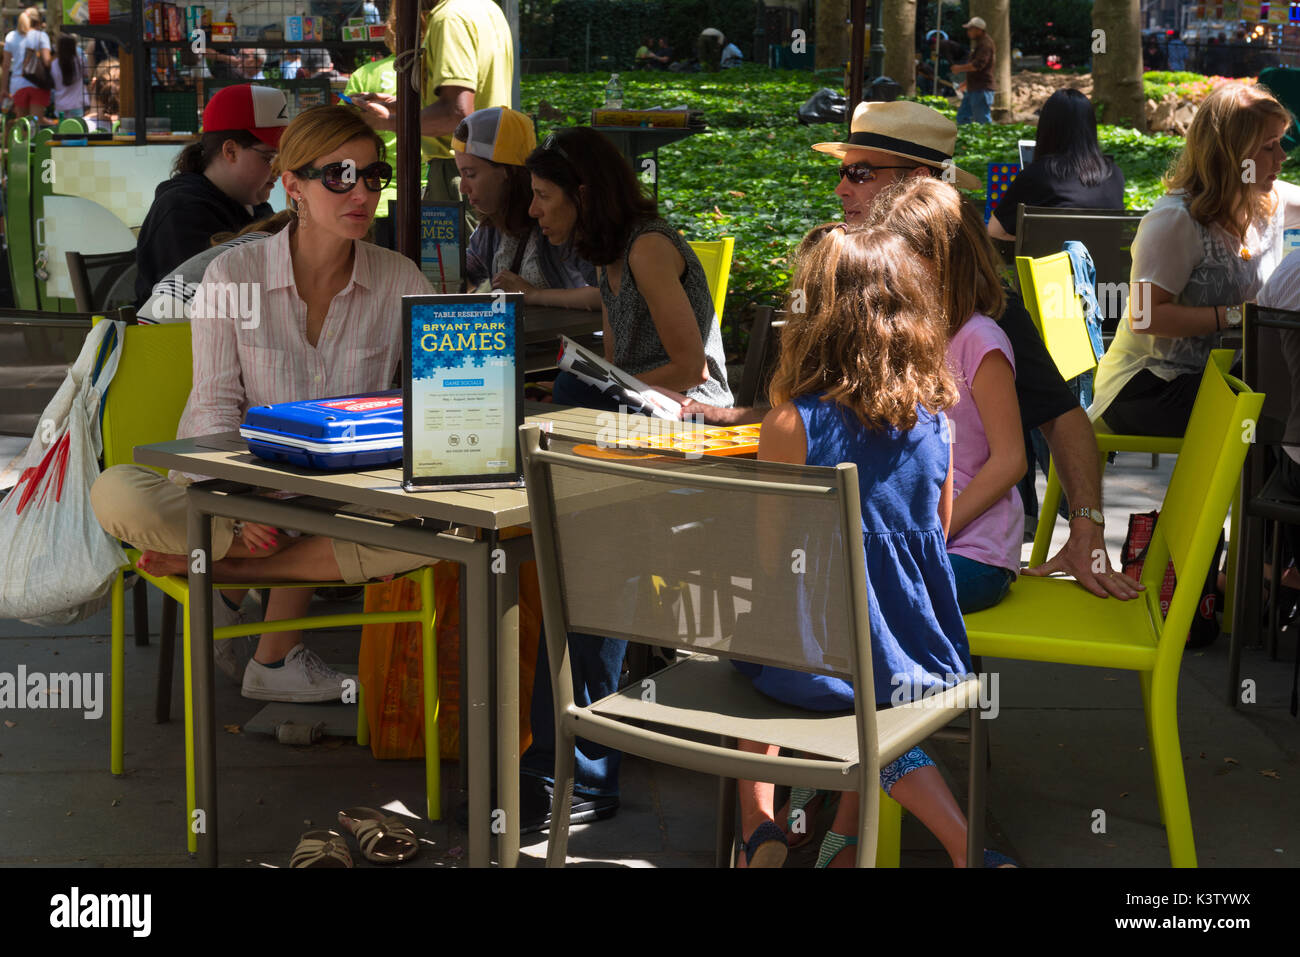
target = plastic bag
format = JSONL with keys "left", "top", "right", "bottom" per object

{"left": 0, "top": 321, "right": 127, "bottom": 624}
{"left": 797, "top": 88, "right": 847, "bottom": 125}
{"left": 358, "top": 542, "right": 541, "bottom": 760}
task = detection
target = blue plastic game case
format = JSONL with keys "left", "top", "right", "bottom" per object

{"left": 239, "top": 391, "right": 404, "bottom": 470}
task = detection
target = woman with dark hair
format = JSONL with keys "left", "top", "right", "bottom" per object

{"left": 51, "top": 35, "right": 86, "bottom": 120}
{"left": 454, "top": 107, "right": 598, "bottom": 308}
{"left": 133, "top": 84, "right": 288, "bottom": 307}
{"left": 988, "top": 88, "right": 1125, "bottom": 241}
{"left": 525, "top": 126, "right": 733, "bottom": 408}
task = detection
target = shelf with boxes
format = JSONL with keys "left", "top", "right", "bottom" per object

{"left": 140, "top": 0, "right": 390, "bottom": 45}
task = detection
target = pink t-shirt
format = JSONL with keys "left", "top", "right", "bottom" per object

{"left": 946, "top": 313, "right": 1023, "bottom": 574}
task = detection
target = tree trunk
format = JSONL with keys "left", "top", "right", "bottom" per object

{"left": 883, "top": 0, "right": 917, "bottom": 96}
{"left": 1091, "top": 0, "right": 1147, "bottom": 131}
{"left": 815, "top": 0, "right": 852, "bottom": 71}
{"left": 969, "top": 0, "right": 1011, "bottom": 121}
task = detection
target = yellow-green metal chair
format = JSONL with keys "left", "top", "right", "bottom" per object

{"left": 1017, "top": 252, "right": 1185, "bottom": 566}
{"left": 100, "top": 320, "right": 441, "bottom": 851}
{"left": 687, "top": 237, "right": 734, "bottom": 324}
{"left": 964, "top": 352, "right": 1261, "bottom": 867}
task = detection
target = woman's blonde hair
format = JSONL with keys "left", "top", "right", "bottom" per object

{"left": 866, "top": 176, "right": 1006, "bottom": 333}
{"left": 273, "top": 105, "right": 387, "bottom": 183}
{"left": 1165, "top": 82, "right": 1293, "bottom": 239}
{"left": 18, "top": 7, "right": 43, "bottom": 31}
{"left": 768, "top": 224, "right": 957, "bottom": 431}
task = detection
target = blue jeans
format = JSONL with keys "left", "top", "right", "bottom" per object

{"left": 956, "top": 89, "right": 994, "bottom": 125}
{"left": 521, "top": 623, "right": 627, "bottom": 796}
{"left": 552, "top": 369, "right": 632, "bottom": 414}
{"left": 949, "top": 554, "right": 1014, "bottom": 613}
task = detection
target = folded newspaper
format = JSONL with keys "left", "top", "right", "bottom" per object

{"left": 557, "top": 336, "right": 683, "bottom": 419}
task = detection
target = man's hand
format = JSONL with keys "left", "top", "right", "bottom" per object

{"left": 1023, "top": 518, "right": 1143, "bottom": 599}
{"left": 349, "top": 92, "right": 397, "bottom": 131}
{"left": 677, "top": 399, "right": 766, "bottom": 425}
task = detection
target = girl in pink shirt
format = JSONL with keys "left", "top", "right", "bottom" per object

{"left": 871, "top": 177, "right": 1026, "bottom": 611}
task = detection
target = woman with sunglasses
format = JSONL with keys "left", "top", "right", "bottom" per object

{"left": 95, "top": 105, "right": 436, "bottom": 703}
{"left": 525, "top": 126, "right": 733, "bottom": 409}
{"left": 135, "top": 84, "right": 288, "bottom": 308}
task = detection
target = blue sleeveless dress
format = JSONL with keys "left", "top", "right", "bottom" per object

{"left": 733, "top": 394, "right": 971, "bottom": 710}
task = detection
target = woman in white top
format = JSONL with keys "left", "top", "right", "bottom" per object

{"left": 1091, "top": 83, "right": 1300, "bottom": 436}
{"left": 91, "top": 106, "right": 435, "bottom": 703}
{"left": 51, "top": 34, "right": 86, "bottom": 120}
{"left": 1, "top": 7, "right": 52, "bottom": 118}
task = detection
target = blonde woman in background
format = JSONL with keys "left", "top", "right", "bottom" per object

{"left": 1, "top": 7, "right": 52, "bottom": 117}
{"left": 1091, "top": 83, "right": 1300, "bottom": 436}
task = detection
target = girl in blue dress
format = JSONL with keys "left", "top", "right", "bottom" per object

{"left": 735, "top": 224, "right": 990, "bottom": 868}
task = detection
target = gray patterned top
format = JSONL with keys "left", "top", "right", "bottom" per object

{"left": 1091, "top": 184, "right": 1300, "bottom": 420}
{"left": 598, "top": 218, "right": 733, "bottom": 407}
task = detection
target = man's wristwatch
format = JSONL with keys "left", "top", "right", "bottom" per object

{"left": 1067, "top": 506, "right": 1105, "bottom": 527}
{"left": 1224, "top": 304, "right": 1243, "bottom": 328}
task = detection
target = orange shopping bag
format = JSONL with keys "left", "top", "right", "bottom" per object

{"left": 358, "top": 545, "right": 541, "bottom": 760}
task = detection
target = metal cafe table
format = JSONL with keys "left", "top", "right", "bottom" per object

{"left": 133, "top": 403, "right": 704, "bottom": 867}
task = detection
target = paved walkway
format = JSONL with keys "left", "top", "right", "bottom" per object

{"left": 0, "top": 452, "right": 1295, "bottom": 867}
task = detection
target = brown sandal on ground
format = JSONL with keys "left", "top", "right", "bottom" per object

{"left": 290, "top": 829, "right": 353, "bottom": 868}
{"left": 337, "top": 807, "right": 420, "bottom": 864}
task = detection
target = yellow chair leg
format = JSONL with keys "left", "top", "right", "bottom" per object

{"left": 182, "top": 602, "right": 197, "bottom": 854}
{"left": 1138, "top": 671, "right": 1166, "bottom": 825}
{"left": 420, "top": 567, "right": 441, "bottom": 821}
{"left": 1030, "top": 460, "right": 1063, "bottom": 567}
{"left": 875, "top": 790, "right": 902, "bottom": 867}
{"left": 110, "top": 570, "right": 126, "bottom": 776}
{"left": 1146, "top": 683, "right": 1198, "bottom": 868}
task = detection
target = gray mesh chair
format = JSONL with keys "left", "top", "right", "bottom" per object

{"left": 520, "top": 425, "right": 989, "bottom": 867}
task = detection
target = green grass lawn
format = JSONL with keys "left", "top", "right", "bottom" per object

{"left": 522, "top": 66, "right": 1299, "bottom": 341}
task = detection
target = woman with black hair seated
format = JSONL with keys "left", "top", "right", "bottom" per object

{"left": 524, "top": 126, "right": 733, "bottom": 411}
{"left": 988, "top": 88, "right": 1125, "bottom": 242}
{"left": 134, "top": 84, "right": 288, "bottom": 307}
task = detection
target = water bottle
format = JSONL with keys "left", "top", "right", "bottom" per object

{"left": 603, "top": 73, "right": 623, "bottom": 109}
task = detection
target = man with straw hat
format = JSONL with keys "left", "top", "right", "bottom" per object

{"left": 687, "top": 100, "right": 1142, "bottom": 602}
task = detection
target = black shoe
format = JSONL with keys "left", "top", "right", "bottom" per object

{"left": 454, "top": 775, "right": 620, "bottom": 834}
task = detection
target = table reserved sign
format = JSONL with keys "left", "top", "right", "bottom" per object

{"left": 402, "top": 293, "right": 525, "bottom": 491}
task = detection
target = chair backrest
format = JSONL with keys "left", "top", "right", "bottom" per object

{"left": 1243, "top": 301, "right": 1300, "bottom": 448}
{"left": 1015, "top": 252, "right": 1096, "bottom": 383}
{"left": 521, "top": 426, "right": 874, "bottom": 691}
{"left": 687, "top": 237, "right": 734, "bottom": 324}
{"left": 736, "top": 305, "right": 779, "bottom": 408}
{"left": 66, "top": 250, "right": 138, "bottom": 313}
{"left": 1015, "top": 206, "right": 1145, "bottom": 329}
{"left": 1146, "top": 352, "right": 1262, "bottom": 670}
{"left": 100, "top": 321, "right": 193, "bottom": 474}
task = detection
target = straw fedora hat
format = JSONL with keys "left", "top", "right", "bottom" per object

{"left": 812, "top": 100, "right": 980, "bottom": 190}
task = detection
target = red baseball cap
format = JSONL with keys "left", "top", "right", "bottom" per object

{"left": 202, "top": 84, "right": 290, "bottom": 149}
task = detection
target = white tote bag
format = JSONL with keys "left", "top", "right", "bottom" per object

{"left": 0, "top": 320, "right": 128, "bottom": 624}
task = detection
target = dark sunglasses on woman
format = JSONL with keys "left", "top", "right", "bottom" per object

{"left": 295, "top": 161, "right": 394, "bottom": 193}
{"left": 837, "top": 161, "right": 917, "bottom": 184}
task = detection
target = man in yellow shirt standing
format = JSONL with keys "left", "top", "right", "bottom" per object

{"left": 352, "top": 0, "right": 514, "bottom": 212}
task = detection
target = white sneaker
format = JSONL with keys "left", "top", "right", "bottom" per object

{"left": 212, "top": 594, "right": 259, "bottom": 686}
{"left": 241, "top": 644, "right": 349, "bottom": 703}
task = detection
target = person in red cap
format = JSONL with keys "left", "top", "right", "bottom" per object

{"left": 134, "top": 84, "right": 290, "bottom": 307}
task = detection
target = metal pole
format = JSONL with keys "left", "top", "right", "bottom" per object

{"left": 585, "top": 21, "right": 590, "bottom": 74}
{"left": 868, "top": 0, "right": 885, "bottom": 81}
{"left": 849, "top": 0, "right": 866, "bottom": 113}
{"left": 503, "top": 0, "right": 521, "bottom": 110}
{"left": 934, "top": 1, "right": 943, "bottom": 95}
{"left": 396, "top": 0, "right": 420, "bottom": 264}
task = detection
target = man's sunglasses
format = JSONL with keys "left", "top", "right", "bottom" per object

{"left": 837, "top": 161, "right": 917, "bottom": 184}
{"left": 295, "top": 161, "right": 393, "bottom": 193}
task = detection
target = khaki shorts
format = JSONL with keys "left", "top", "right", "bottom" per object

{"left": 90, "top": 465, "right": 429, "bottom": 585}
